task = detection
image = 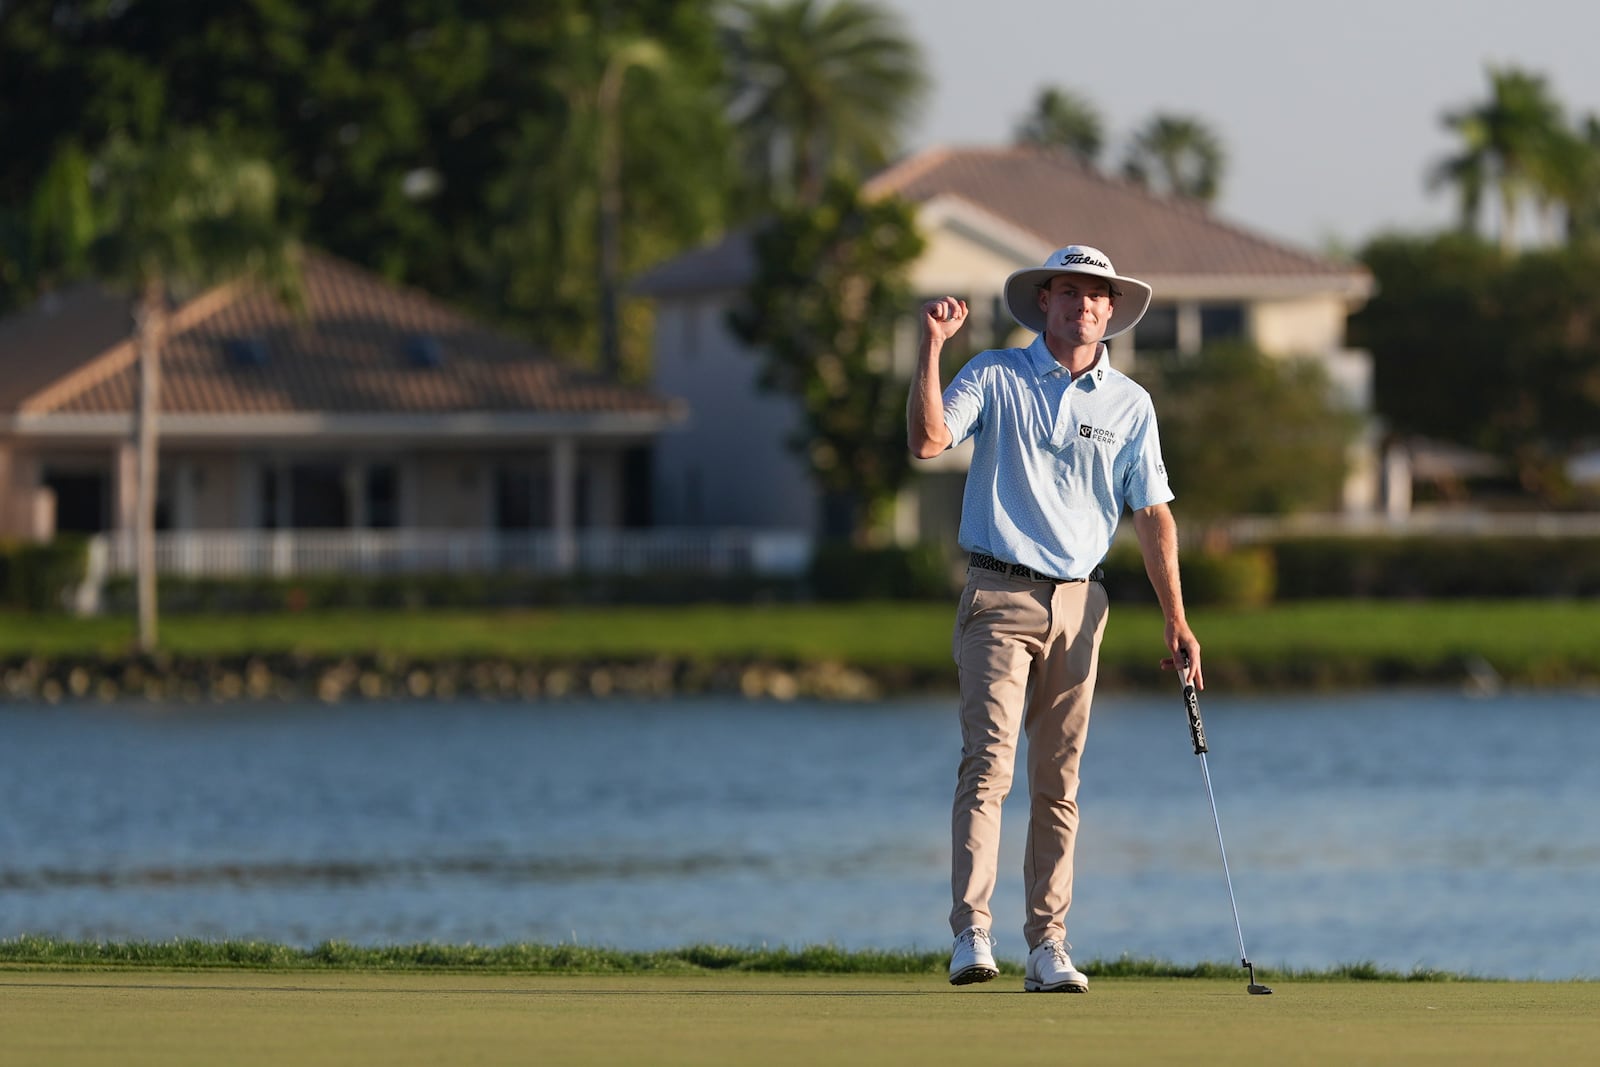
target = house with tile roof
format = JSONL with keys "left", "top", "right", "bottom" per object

{"left": 0, "top": 251, "right": 723, "bottom": 580}
{"left": 635, "top": 145, "right": 1378, "bottom": 545}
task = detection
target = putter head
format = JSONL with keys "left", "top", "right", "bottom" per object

{"left": 1244, "top": 960, "right": 1273, "bottom": 995}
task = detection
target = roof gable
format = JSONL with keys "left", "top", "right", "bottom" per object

{"left": 636, "top": 145, "right": 1371, "bottom": 297}
{"left": 3, "top": 251, "right": 677, "bottom": 420}
{"left": 864, "top": 145, "right": 1364, "bottom": 282}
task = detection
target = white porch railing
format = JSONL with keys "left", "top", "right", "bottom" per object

{"left": 86, "top": 528, "right": 815, "bottom": 580}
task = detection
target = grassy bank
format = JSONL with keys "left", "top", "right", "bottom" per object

{"left": 3, "top": 599, "right": 1599, "bottom": 691}
{"left": 0, "top": 937, "right": 1506, "bottom": 981}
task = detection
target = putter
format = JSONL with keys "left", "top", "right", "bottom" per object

{"left": 1179, "top": 652, "right": 1272, "bottom": 995}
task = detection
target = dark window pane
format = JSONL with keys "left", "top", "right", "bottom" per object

{"left": 1201, "top": 304, "right": 1245, "bottom": 344}
{"left": 42, "top": 471, "right": 108, "bottom": 533}
{"left": 1135, "top": 304, "right": 1178, "bottom": 351}
{"left": 366, "top": 465, "right": 398, "bottom": 528}
{"left": 495, "top": 466, "right": 551, "bottom": 530}
{"left": 290, "top": 464, "right": 348, "bottom": 528}
{"left": 259, "top": 467, "right": 279, "bottom": 529}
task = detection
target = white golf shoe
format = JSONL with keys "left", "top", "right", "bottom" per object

{"left": 1024, "top": 939, "right": 1088, "bottom": 993}
{"left": 948, "top": 926, "right": 998, "bottom": 985}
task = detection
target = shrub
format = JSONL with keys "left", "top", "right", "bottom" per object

{"left": 809, "top": 541, "right": 957, "bottom": 601}
{"left": 0, "top": 536, "right": 90, "bottom": 612}
{"left": 1100, "top": 541, "right": 1274, "bottom": 608}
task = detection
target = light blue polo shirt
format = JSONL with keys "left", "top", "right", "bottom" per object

{"left": 942, "top": 334, "right": 1173, "bottom": 580}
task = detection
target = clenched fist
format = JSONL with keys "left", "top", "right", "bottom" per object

{"left": 922, "top": 296, "right": 968, "bottom": 342}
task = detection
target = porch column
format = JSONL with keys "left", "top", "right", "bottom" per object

{"left": 550, "top": 437, "right": 576, "bottom": 572}
{"left": 113, "top": 440, "right": 138, "bottom": 566}
{"left": 1177, "top": 301, "right": 1202, "bottom": 357}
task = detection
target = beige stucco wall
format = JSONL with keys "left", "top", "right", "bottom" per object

{"left": 909, "top": 229, "right": 1023, "bottom": 297}
{"left": 1250, "top": 296, "right": 1353, "bottom": 355}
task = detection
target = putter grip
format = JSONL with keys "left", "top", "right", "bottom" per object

{"left": 1183, "top": 684, "right": 1208, "bottom": 754}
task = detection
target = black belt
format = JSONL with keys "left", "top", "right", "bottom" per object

{"left": 969, "top": 552, "right": 1100, "bottom": 584}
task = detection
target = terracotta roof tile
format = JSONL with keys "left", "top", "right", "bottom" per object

{"left": 637, "top": 145, "right": 1369, "bottom": 292}
{"left": 0, "top": 284, "right": 132, "bottom": 409}
{"left": 10, "top": 252, "right": 676, "bottom": 418}
{"left": 863, "top": 145, "right": 1361, "bottom": 280}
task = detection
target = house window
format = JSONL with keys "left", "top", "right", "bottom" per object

{"left": 42, "top": 470, "right": 109, "bottom": 533}
{"left": 1135, "top": 304, "right": 1179, "bottom": 352}
{"left": 259, "top": 467, "right": 280, "bottom": 529}
{"left": 494, "top": 466, "right": 551, "bottom": 530}
{"left": 365, "top": 465, "right": 398, "bottom": 528}
{"left": 256, "top": 465, "right": 345, "bottom": 529}
{"left": 1201, "top": 303, "right": 1245, "bottom": 345}
{"left": 154, "top": 470, "right": 173, "bottom": 531}
{"left": 290, "top": 463, "right": 349, "bottom": 528}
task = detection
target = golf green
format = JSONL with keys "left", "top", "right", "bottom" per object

{"left": 3, "top": 971, "right": 1596, "bottom": 1066}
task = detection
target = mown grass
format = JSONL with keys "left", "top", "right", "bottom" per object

{"left": 4, "top": 599, "right": 1600, "bottom": 686}
{"left": 10, "top": 971, "right": 1597, "bottom": 1067}
{"left": 0, "top": 937, "right": 1506, "bottom": 982}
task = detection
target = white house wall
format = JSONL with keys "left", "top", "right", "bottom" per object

{"left": 651, "top": 296, "right": 818, "bottom": 530}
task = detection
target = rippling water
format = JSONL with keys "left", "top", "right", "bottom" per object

{"left": 2, "top": 688, "right": 1597, "bottom": 979}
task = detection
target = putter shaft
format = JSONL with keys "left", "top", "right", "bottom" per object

{"left": 1181, "top": 659, "right": 1272, "bottom": 995}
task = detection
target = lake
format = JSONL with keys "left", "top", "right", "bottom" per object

{"left": 2, "top": 687, "right": 1597, "bottom": 980}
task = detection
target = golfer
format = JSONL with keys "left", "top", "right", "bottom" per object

{"left": 907, "top": 245, "right": 1203, "bottom": 993}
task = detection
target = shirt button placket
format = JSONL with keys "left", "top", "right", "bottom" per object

{"left": 1050, "top": 374, "right": 1075, "bottom": 450}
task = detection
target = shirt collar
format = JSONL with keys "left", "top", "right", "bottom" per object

{"left": 1026, "top": 335, "right": 1109, "bottom": 388}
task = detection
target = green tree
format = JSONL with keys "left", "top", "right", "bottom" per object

{"left": 1353, "top": 232, "right": 1600, "bottom": 502}
{"left": 1136, "top": 344, "right": 1359, "bottom": 531}
{"left": 1549, "top": 115, "right": 1600, "bottom": 244}
{"left": 1431, "top": 66, "right": 1567, "bottom": 254}
{"left": 1121, "top": 113, "right": 1225, "bottom": 204}
{"left": 722, "top": 0, "right": 928, "bottom": 208}
{"left": 0, "top": 1, "right": 735, "bottom": 373}
{"left": 728, "top": 178, "right": 925, "bottom": 544}
{"left": 1013, "top": 86, "right": 1103, "bottom": 166}
{"left": 86, "top": 130, "right": 301, "bottom": 650}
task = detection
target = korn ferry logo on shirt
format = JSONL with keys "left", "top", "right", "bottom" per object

{"left": 1078, "top": 423, "right": 1118, "bottom": 445}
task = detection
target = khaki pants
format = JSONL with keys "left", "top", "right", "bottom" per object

{"left": 949, "top": 567, "right": 1109, "bottom": 949}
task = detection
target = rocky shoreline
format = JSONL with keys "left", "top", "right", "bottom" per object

{"left": 0, "top": 653, "right": 938, "bottom": 705}
{"left": 0, "top": 651, "right": 1575, "bottom": 705}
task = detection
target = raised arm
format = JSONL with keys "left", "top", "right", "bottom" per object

{"left": 908, "top": 297, "right": 967, "bottom": 460}
{"left": 1131, "top": 502, "right": 1203, "bottom": 689}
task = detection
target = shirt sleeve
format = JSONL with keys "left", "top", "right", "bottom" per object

{"left": 1120, "top": 398, "right": 1175, "bottom": 511}
{"left": 941, "top": 353, "right": 989, "bottom": 448}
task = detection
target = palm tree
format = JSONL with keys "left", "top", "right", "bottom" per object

{"left": 88, "top": 130, "right": 300, "bottom": 651}
{"left": 1014, "top": 86, "right": 1103, "bottom": 166}
{"left": 1544, "top": 115, "right": 1600, "bottom": 244}
{"left": 1431, "top": 66, "right": 1566, "bottom": 254}
{"left": 595, "top": 37, "right": 667, "bottom": 378}
{"left": 723, "top": 0, "right": 928, "bottom": 207}
{"left": 1121, "top": 113, "right": 1226, "bottom": 204}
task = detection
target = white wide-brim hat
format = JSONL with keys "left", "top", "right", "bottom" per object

{"left": 1003, "top": 245, "right": 1153, "bottom": 340}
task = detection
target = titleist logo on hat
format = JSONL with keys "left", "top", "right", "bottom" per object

{"left": 1055, "top": 250, "right": 1110, "bottom": 270}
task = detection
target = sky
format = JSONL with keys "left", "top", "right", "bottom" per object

{"left": 877, "top": 0, "right": 1600, "bottom": 252}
